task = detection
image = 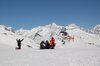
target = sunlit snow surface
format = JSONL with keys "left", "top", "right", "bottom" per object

{"left": 0, "top": 24, "right": 100, "bottom": 66}
{"left": 0, "top": 44, "right": 100, "bottom": 66}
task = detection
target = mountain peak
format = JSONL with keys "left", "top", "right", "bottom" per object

{"left": 67, "top": 24, "right": 80, "bottom": 29}
{"left": 0, "top": 25, "right": 15, "bottom": 33}
{"left": 0, "top": 25, "right": 12, "bottom": 30}
{"left": 49, "top": 22, "right": 58, "bottom": 28}
{"left": 45, "top": 22, "right": 59, "bottom": 28}
{"left": 0, "top": 25, "right": 6, "bottom": 28}
{"left": 92, "top": 24, "right": 100, "bottom": 34}
{"left": 93, "top": 24, "right": 100, "bottom": 29}
{"left": 51, "top": 22, "right": 57, "bottom": 26}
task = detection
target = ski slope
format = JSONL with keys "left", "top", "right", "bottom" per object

{"left": 0, "top": 44, "right": 100, "bottom": 66}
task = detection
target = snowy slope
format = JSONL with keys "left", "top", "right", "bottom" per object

{"left": 65, "top": 24, "right": 100, "bottom": 46}
{"left": 0, "top": 25, "right": 36, "bottom": 48}
{"left": 0, "top": 44, "right": 100, "bottom": 66}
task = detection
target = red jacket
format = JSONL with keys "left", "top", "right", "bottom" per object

{"left": 50, "top": 37, "right": 55, "bottom": 45}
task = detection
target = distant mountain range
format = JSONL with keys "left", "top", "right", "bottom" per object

{"left": 0, "top": 23, "right": 100, "bottom": 48}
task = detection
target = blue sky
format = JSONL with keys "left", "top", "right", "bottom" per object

{"left": 0, "top": 0, "right": 100, "bottom": 29}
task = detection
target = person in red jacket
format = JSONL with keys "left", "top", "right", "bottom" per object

{"left": 49, "top": 37, "right": 56, "bottom": 49}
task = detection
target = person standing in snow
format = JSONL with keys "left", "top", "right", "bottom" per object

{"left": 49, "top": 37, "right": 56, "bottom": 49}
{"left": 16, "top": 39, "right": 24, "bottom": 49}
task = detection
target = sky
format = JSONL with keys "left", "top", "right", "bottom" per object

{"left": 0, "top": 0, "right": 100, "bottom": 29}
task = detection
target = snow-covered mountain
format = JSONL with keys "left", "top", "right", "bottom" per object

{"left": 91, "top": 24, "right": 100, "bottom": 35}
{"left": 0, "top": 23, "right": 100, "bottom": 49}
{"left": 0, "top": 23, "right": 100, "bottom": 66}
{"left": 0, "top": 25, "right": 36, "bottom": 48}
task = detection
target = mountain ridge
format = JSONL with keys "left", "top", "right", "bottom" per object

{"left": 0, "top": 23, "right": 100, "bottom": 49}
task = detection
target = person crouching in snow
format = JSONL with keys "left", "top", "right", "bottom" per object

{"left": 45, "top": 40, "right": 50, "bottom": 49}
{"left": 40, "top": 40, "right": 50, "bottom": 49}
{"left": 40, "top": 41, "right": 46, "bottom": 49}
{"left": 16, "top": 39, "right": 24, "bottom": 49}
{"left": 49, "top": 37, "right": 56, "bottom": 49}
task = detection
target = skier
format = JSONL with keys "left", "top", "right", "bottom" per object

{"left": 16, "top": 39, "right": 24, "bottom": 49}
{"left": 45, "top": 40, "right": 50, "bottom": 49}
{"left": 49, "top": 37, "right": 56, "bottom": 49}
{"left": 40, "top": 41, "right": 46, "bottom": 49}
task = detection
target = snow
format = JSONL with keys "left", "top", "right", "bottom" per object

{"left": 0, "top": 44, "right": 100, "bottom": 66}
{"left": 0, "top": 23, "right": 100, "bottom": 48}
{"left": 0, "top": 23, "right": 100, "bottom": 66}
{"left": 92, "top": 24, "right": 100, "bottom": 34}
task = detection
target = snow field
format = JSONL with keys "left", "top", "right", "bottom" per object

{"left": 0, "top": 44, "right": 100, "bottom": 66}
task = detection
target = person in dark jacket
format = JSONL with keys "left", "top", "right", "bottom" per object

{"left": 40, "top": 41, "right": 46, "bottom": 49}
{"left": 16, "top": 39, "right": 24, "bottom": 49}
{"left": 45, "top": 40, "right": 50, "bottom": 49}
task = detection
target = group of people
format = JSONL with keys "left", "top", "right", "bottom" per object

{"left": 40, "top": 37, "right": 56, "bottom": 49}
{"left": 16, "top": 37, "right": 56, "bottom": 50}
